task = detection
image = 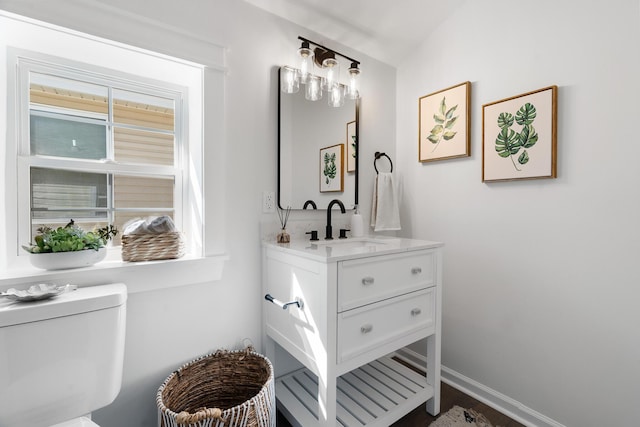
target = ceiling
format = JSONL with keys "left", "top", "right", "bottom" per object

{"left": 244, "top": 0, "right": 467, "bottom": 66}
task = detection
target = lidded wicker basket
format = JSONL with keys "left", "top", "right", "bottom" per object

{"left": 156, "top": 348, "right": 275, "bottom": 427}
{"left": 121, "top": 231, "right": 184, "bottom": 262}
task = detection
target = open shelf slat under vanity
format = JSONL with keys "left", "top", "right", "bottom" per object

{"left": 276, "top": 355, "right": 434, "bottom": 427}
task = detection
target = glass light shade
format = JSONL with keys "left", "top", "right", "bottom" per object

{"left": 347, "top": 63, "right": 361, "bottom": 99}
{"left": 298, "top": 44, "right": 314, "bottom": 84}
{"left": 280, "top": 66, "right": 299, "bottom": 94}
{"left": 305, "top": 75, "right": 323, "bottom": 101}
{"left": 328, "top": 85, "right": 345, "bottom": 107}
{"left": 322, "top": 57, "right": 340, "bottom": 90}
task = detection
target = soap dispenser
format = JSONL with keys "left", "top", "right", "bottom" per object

{"left": 350, "top": 206, "right": 364, "bottom": 237}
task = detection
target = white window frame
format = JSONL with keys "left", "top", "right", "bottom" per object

{"left": 15, "top": 55, "right": 186, "bottom": 251}
{"left": 0, "top": 11, "right": 227, "bottom": 291}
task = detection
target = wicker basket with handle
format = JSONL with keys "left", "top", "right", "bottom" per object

{"left": 156, "top": 348, "right": 275, "bottom": 427}
{"left": 121, "top": 231, "right": 185, "bottom": 262}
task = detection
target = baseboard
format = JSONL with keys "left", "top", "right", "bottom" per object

{"left": 394, "top": 348, "right": 566, "bottom": 427}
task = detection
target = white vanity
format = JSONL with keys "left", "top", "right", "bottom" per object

{"left": 262, "top": 236, "right": 443, "bottom": 426}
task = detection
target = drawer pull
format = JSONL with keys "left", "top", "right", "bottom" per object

{"left": 411, "top": 267, "right": 422, "bottom": 275}
{"left": 361, "top": 277, "right": 375, "bottom": 285}
{"left": 360, "top": 324, "right": 373, "bottom": 334}
{"left": 411, "top": 308, "right": 422, "bottom": 316}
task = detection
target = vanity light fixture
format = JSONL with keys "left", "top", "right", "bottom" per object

{"left": 305, "top": 74, "right": 323, "bottom": 101}
{"left": 281, "top": 65, "right": 299, "bottom": 94}
{"left": 298, "top": 40, "right": 314, "bottom": 84}
{"left": 283, "top": 36, "right": 361, "bottom": 107}
{"left": 322, "top": 53, "right": 340, "bottom": 91}
{"left": 328, "top": 84, "right": 345, "bottom": 107}
{"left": 347, "top": 62, "right": 360, "bottom": 100}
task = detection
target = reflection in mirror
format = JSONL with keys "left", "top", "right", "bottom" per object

{"left": 278, "top": 68, "right": 359, "bottom": 210}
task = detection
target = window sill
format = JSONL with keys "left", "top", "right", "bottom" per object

{"left": 0, "top": 253, "right": 229, "bottom": 294}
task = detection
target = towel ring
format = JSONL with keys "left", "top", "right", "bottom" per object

{"left": 374, "top": 152, "right": 393, "bottom": 174}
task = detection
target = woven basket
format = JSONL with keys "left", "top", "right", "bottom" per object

{"left": 121, "top": 231, "right": 185, "bottom": 262}
{"left": 156, "top": 348, "right": 275, "bottom": 427}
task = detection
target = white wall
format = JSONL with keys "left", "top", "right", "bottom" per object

{"left": 0, "top": 1, "right": 395, "bottom": 426}
{"left": 397, "top": 0, "right": 640, "bottom": 426}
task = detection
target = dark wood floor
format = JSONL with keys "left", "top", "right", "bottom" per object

{"left": 276, "top": 381, "right": 526, "bottom": 426}
{"left": 389, "top": 382, "right": 524, "bottom": 426}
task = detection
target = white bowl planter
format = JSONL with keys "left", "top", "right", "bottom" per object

{"left": 29, "top": 247, "right": 107, "bottom": 270}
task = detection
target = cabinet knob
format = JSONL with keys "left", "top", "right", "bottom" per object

{"left": 360, "top": 324, "right": 373, "bottom": 334}
{"left": 362, "top": 277, "right": 375, "bottom": 285}
{"left": 411, "top": 308, "right": 422, "bottom": 316}
{"left": 411, "top": 267, "right": 422, "bottom": 274}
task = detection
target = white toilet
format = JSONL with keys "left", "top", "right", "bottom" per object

{"left": 0, "top": 283, "right": 127, "bottom": 427}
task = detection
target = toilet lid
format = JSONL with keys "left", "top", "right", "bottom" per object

{"left": 0, "top": 283, "right": 126, "bottom": 328}
{"left": 51, "top": 417, "right": 99, "bottom": 427}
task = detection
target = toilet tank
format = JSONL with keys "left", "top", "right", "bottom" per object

{"left": 0, "top": 283, "right": 127, "bottom": 427}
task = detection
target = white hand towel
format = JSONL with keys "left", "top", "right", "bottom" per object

{"left": 371, "top": 172, "right": 401, "bottom": 231}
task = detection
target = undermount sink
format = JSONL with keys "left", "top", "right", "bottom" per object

{"left": 310, "top": 237, "right": 391, "bottom": 250}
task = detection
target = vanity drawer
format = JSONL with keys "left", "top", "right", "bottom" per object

{"left": 337, "top": 249, "right": 435, "bottom": 312}
{"left": 337, "top": 288, "right": 435, "bottom": 363}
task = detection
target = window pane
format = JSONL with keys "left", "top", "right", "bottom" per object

{"left": 23, "top": 64, "right": 185, "bottom": 254}
{"left": 30, "top": 73, "right": 108, "bottom": 115}
{"left": 114, "top": 175, "right": 174, "bottom": 247}
{"left": 114, "top": 127, "right": 174, "bottom": 166}
{"left": 31, "top": 168, "right": 108, "bottom": 225}
{"left": 30, "top": 113, "right": 107, "bottom": 159}
{"left": 114, "top": 175, "right": 174, "bottom": 209}
{"left": 113, "top": 89, "right": 175, "bottom": 131}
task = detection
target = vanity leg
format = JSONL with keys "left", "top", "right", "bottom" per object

{"left": 426, "top": 332, "right": 441, "bottom": 415}
{"left": 317, "top": 367, "right": 337, "bottom": 426}
{"left": 265, "top": 337, "right": 276, "bottom": 372}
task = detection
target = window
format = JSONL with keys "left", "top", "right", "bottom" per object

{"left": 17, "top": 57, "right": 186, "bottom": 248}
{"left": 0, "top": 12, "right": 226, "bottom": 286}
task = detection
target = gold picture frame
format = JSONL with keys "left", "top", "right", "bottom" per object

{"left": 482, "top": 85, "right": 557, "bottom": 182}
{"left": 319, "top": 143, "right": 344, "bottom": 193}
{"left": 419, "top": 81, "right": 471, "bottom": 162}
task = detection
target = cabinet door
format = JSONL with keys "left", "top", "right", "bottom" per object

{"left": 337, "top": 288, "right": 435, "bottom": 363}
{"left": 338, "top": 250, "right": 435, "bottom": 312}
{"left": 264, "top": 250, "right": 331, "bottom": 373}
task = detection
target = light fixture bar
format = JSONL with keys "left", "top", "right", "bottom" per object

{"left": 297, "top": 36, "right": 360, "bottom": 67}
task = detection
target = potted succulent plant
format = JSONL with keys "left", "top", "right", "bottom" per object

{"left": 23, "top": 219, "right": 118, "bottom": 270}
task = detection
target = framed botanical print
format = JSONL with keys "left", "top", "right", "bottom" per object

{"left": 319, "top": 143, "right": 344, "bottom": 192}
{"left": 419, "top": 81, "right": 471, "bottom": 162}
{"left": 482, "top": 85, "right": 557, "bottom": 182}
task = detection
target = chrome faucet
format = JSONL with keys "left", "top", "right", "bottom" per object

{"left": 325, "top": 199, "right": 346, "bottom": 240}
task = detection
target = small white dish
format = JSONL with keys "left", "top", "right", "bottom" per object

{"left": 1, "top": 283, "right": 78, "bottom": 302}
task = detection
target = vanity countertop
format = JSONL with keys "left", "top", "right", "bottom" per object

{"left": 263, "top": 236, "right": 443, "bottom": 262}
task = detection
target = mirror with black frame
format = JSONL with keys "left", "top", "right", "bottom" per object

{"left": 278, "top": 67, "right": 359, "bottom": 210}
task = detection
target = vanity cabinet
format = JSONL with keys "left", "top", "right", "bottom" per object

{"left": 262, "top": 238, "right": 443, "bottom": 427}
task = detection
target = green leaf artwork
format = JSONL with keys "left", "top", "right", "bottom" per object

{"left": 494, "top": 102, "right": 538, "bottom": 171}
{"left": 351, "top": 135, "right": 356, "bottom": 159}
{"left": 428, "top": 97, "right": 459, "bottom": 151}
{"left": 323, "top": 152, "right": 337, "bottom": 184}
